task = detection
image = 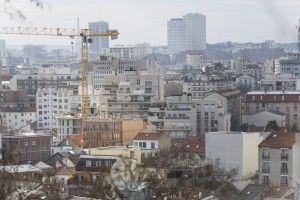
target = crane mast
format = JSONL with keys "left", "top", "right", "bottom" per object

{"left": 0, "top": 27, "right": 119, "bottom": 146}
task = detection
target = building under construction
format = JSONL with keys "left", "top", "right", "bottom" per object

{"left": 83, "top": 118, "right": 145, "bottom": 148}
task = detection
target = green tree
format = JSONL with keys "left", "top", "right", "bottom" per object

{"left": 265, "top": 120, "right": 279, "bottom": 131}
{"left": 290, "top": 123, "right": 298, "bottom": 132}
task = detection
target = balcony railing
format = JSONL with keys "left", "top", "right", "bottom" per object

{"left": 281, "top": 154, "right": 288, "bottom": 161}
{"left": 281, "top": 168, "right": 288, "bottom": 174}
{"left": 165, "top": 116, "right": 190, "bottom": 120}
{"left": 262, "top": 168, "right": 270, "bottom": 173}
{"left": 262, "top": 154, "right": 270, "bottom": 160}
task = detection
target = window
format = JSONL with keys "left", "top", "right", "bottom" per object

{"left": 32, "top": 141, "right": 36, "bottom": 146}
{"left": 281, "top": 149, "right": 288, "bottom": 160}
{"left": 96, "top": 161, "right": 101, "bottom": 167}
{"left": 143, "top": 142, "right": 146, "bottom": 148}
{"left": 281, "top": 163, "right": 288, "bottom": 173}
{"left": 262, "top": 175, "right": 269, "bottom": 184}
{"left": 86, "top": 160, "right": 91, "bottom": 167}
{"left": 262, "top": 148, "right": 270, "bottom": 160}
{"left": 151, "top": 142, "right": 155, "bottom": 149}
{"left": 281, "top": 176, "right": 288, "bottom": 185}
{"left": 24, "top": 141, "right": 28, "bottom": 146}
{"left": 262, "top": 162, "right": 269, "bottom": 173}
{"left": 106, "top": 161, "right": 112, "bottom": 167}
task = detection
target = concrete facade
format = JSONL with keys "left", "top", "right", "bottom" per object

{"left": 36, "top": 88, "right": 72, "bottom": 130}
{"left": 258, "top": 132, "right": 300, "bottom": 188}
{"left": 100, "top": 60, "right": 164, "bottom": 121}
{"left": 205, "top": 131, "right": 265, "bottom": 190}
{"left": 243, "top": 91, "right": 300, "bottom": 129}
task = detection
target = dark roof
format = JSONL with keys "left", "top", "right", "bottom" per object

{"left": 265, "top": 186, "right": 291, "bottom": 198}
{"left": 234, "top": 184, "right": 269, "bottom": 200}
{"left": 259, "top": 131, "right": 295, "bottom": 148}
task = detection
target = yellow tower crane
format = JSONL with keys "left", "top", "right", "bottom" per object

{"left": 0, "top": 27, "right": 119, "bottom": 144}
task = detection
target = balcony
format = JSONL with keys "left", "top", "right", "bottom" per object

{"left": 281, "top": 154, "right": 288, "bottom": 161}
{"left": 262, "top": 168, "right": 270, "bottom": 173}
{"left": 167, "top": 108, "right": 192, "bottom": 111}
{"left": 165, "top": 116, "right": 190, "bottom": 120}
{"left": 262, "top": 154, "right": 270, "bottom": 160}
{"left": 156, "top": 126, "right": 191, "bottom": 131}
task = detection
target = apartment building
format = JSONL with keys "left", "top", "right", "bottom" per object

{"left": 92, "top": 56, "right": 147, "bottom": 89}
{"left": 235, "top": 74, "right": 256, "bottom": 93}
{"left": 2, "top": 132, "right": 51, "bottom": 162}
{"left": 203, "top": 89, "right": 241, "bottom": 131}
{"left": 148, "top": 93, "right": 231, "bottom": 137}
{"left": 241, "top": 63, "right": 264, "bottom": 81}
{"left": 0, "top": 90, "right": 36, "bottom": 108}
{"left": 100, "top": 60, "right": 164, "bottom": 120}
{"left": 0, "top": 107, "right": 36, "bottom": 132}
{"left": 258, "top": 131, "right": 300, "bottom": 187}
{"left": 83, "top": 118, "right": 144, "bottom": 148}
{"left": 206, "top": 131, "right": 265, "bottom": 190}
{"left": 279, "top": 53, "right": 300, "bottom": 76}
{"left": 10, "top": 66, "right": 81, "bottom": 95}
{"left": 36, "top": 88, "right": 73, "bottom": 130}
{"left": 56, "top": 114, "right": 82, "bottom": 140}
{"left": 182, "top": 73, "right": 235, "bottom": 99}
{"left": 260, "top": 73, "right": 300, "bottom": 91}
{"left": 243, "top": 91, "right": 300, "bottom": 129}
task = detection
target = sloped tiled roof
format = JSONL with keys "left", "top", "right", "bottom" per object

{"left": 133, "top": 132, "right": 160, "bottom": 140}
{"left": 258, "top": 131, "right": 295, "bottom": 148}
{"left": 66, "top": 134, "right": 83, "bottom": 146}
{"left": 234, "top": 184, "right": 269, "bottom": 200}
{"left": 265, "top": 186, "right": 291, "bottom": 198}
{"left": 171, "top": 136, "right": 205, "bottom": 154}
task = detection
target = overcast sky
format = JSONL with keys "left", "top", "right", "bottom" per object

{"left": 0, "top": 0, "right": 299, "bottom": 47}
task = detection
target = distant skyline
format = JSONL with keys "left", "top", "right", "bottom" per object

{"left": 0, "top": 0, "right": 299, "bottom": 47}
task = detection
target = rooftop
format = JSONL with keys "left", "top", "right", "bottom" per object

{"left": 259, "top": 131, "right": 295, "bottom": 148}
{"left": 234, "top": 184, "right": 269, "bottom": 200}
{"left": 0, "top": 164, "right": 42, "bottom": 173}
{"left": 66, "top": 134, "right": 83, "bottom": 146}
{"left": 133, "top": 132, "right": 161, "bottom": 140}
{"left": 171, "top": 136, "right": 205, "bottom": 154}
{"left": 265, "top": 186, "right": 291, "bottom": 198}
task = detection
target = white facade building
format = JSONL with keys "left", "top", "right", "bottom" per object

{"left": 205, "top": 131, "right": 265, "bottom": 190}
{"left": 36, "top": 88, "right": 73, "bottom": 130}
{"left": 167, "top": 13, "right": 206, "bottom": 54}
{"left": 1, "top": 108, "right": 36, "bottom": 132}
{"left": 88, "top": 21, "right": 109, "bottom": 54}
{"left": 167, "top": 18, "right": 186, "bottom": 54}
{"left": 183, "top": 13, "right": 206, "bottom": 51}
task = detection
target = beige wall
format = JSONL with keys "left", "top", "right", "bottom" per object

{"left": 122, "top": 119, "right": 145, "bottom": 145}
{"left": 88, "top": 146, "right": 142, "bottom": 165}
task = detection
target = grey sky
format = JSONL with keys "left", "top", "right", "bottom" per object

{"left": 0, "top": 0, "right": 299, "bottom": 46}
